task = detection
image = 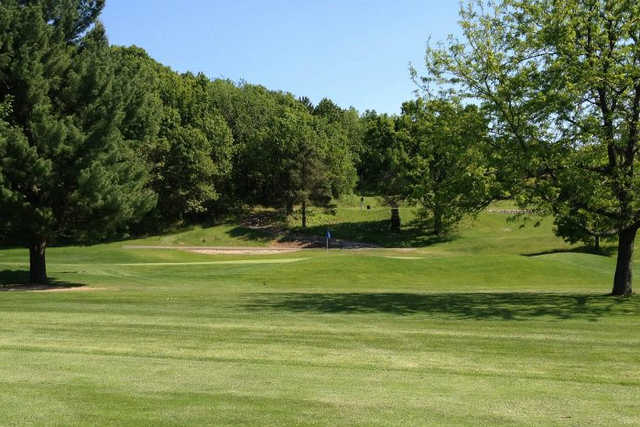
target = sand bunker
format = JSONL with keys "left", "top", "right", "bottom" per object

{"left": 124, "top": 245, "right": 302, "bottom": 255}
{"left": 188, "top": 248, "right": 301, "bottom": 255}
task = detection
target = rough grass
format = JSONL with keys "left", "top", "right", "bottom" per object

{"left": 0, "top": 203, "right": 639, "bottom": 425}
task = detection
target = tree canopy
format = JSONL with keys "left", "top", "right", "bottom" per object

{"left": 418, "top": 0, "right": 640, "bottom": 295}
{"left": 0, "top": 0, "right": 155, "bottom": 283}
{"left": 0, "top": 1, "right": 363, "bottom": 282}
{"left": 401, "top": 98, "right": 495, "bottom": 236}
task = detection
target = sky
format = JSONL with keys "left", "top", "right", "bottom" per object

{"left": 101, "top": 1, "right": 463, "bottom": 114}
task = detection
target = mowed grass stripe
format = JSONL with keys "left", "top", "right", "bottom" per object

{"left": 1, "top": 204, "right": 640, "bottom": 424}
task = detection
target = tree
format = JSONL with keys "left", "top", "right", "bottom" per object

{"left": 359, "top": 111, "right": 411, "bottom": 231}
{"left": 109, "top": 49, "right": 234, "bottom": 228}
{"left": 400, "top": 98, "right": 495, "bottom": 236}
{"left": 209, "top": 82, "right": 300, "bottom": 208}
{"left": 269, "top": 108, "right": 341, "bottom": 228}
{"left": 150, "top": 72, "right": 233, "bottom": 225}
{"left": 554, "top": 207, "right": 615, "bottom": 251}
{"left": 209, "top": 84, "right": 356, "bottom": 221}
{"left": 314, "top": 98, "right": 364, "bottom": 173}
{"left": 0, "top": 1, "right": 155, "bottom": 283}
{"left": 420, "top": 0, "right": 640, "bottom": 296}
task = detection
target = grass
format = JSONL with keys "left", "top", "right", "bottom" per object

{"left": 1, "top": 202, "right": 639, "bottom": 425}
{"left": 127, "top": 223, "right": 275, "bottom": 247}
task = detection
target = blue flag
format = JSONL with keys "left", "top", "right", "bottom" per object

{"left": 326, "top": 230, "right": 331, "bottom": 239}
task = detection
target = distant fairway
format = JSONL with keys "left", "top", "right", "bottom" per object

{"left": 1, "top": 204, "right": 639, "bottom": 425}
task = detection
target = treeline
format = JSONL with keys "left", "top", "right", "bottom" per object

{"left": 0, "top": 1, "right": 499, "bottom": 283}
{"left": 110, "top": 46, "right": 499, "bottom": 235}
{"left": 109, "top": 46, "right": 363, "bottom": 232}
{"left": 107, "top": 46, "right": 502, "bottom": 236}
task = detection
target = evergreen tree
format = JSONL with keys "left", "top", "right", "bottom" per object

{"left": 0, "top": 1, "right": 155, "bottom": 283}
{"left": 275, "top": 109, "right": 334, "bottom": 228}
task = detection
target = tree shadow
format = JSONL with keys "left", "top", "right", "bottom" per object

{"left": 291, "top": 219, "right": 453, "bottom": 248}
{"left": 523, "top": 245, "right": 617, "bottom": 257}
{"left": 0, "top": 270, "right": 85, "bottom": 291}
{"left": 245, "top": 292, "right": 638, "bottom": 321}
{"left": 225, "top": 226, "right": 279, "bottom": 244}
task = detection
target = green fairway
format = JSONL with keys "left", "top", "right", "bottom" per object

{"left": 1, "top": 207, "right": 639, "bottom": 425}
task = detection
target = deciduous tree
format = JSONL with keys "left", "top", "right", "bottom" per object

{"left": 420, "top": 0, "right": 640, "bottom": 295}
{"left": 400, "top": 98, "right": 495, "bottom": 236}
{"left": 359, "top": 111, "right": 411, "bottom": 231}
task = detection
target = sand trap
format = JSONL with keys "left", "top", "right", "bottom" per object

{"left": 188, "top": 248, "right": 301, "bottom": 255}
{"left": 384, "top": 256, "right": 423, "bottom": 260}
{"left": 124, "top": 245, "right": 304, "bottom": 255}
{"left": 118, "top": 258, "right": 308, "bottom": 266}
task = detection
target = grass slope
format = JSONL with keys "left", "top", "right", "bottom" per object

{"left": 1, "top": 204, "right": 639, "bottom": 425}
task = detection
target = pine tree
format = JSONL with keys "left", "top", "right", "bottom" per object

{"left": 0, "top": 1, "right": 155, "bottom": 284}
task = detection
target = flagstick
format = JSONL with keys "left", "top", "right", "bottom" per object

{"left": 326, "top": 229, "right": 330, "bottom": 252}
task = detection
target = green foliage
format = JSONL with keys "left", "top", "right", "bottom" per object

{"left": 312, "top": 98, "right": 365, "bottom": 162}
{"left": 418, "top": 0, "right": 640, "bottom": 294}
{"left": 208, "top": 83, "right": 357, "bottom": 219}
{"left": 109, "top": 48, "right": 234, "bottom": 227}
{"left": 554, "top": 207, "right": 616, "bottom": 250}
{"left": 359, "top": 101, "right": 494, "bottom": 234}
{"left": 359, "top": 111, "right": 410, "bottom": 204}
{"left": 0, "top": 1, "right": 155, "bottom": 249}
{"left": 401, "top": 98, "right": 496, "bottom": 235}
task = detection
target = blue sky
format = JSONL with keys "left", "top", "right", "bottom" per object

{"left": 101, "top": 1, "right": 462, "bottom": 114}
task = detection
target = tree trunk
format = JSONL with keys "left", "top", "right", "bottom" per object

{"left": 390, "top": 205, "right": 400, "bottom": 232}
{"left": 594, "top": 235, "right": 600, "bottom": 251}
{"left": 612, "top": 227, "right": 637, "bottom": 296}
{"left": 29, "top": 238, "right": 47, "bottom": 284}
{"left": 434, "top": 208, "right": 443, "bottom": 236}
{"left": 302, "top": 200, "right": 307, "bottom": 228}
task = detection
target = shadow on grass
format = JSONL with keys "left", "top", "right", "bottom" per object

{"left": 226, "top": 226, "right": 278, "bottom": 244}
{"left": 0, "top": 270, "right": 85, "bottom": 291}
{"left": 523, "top": 245, "right": 617, "bottom": 258}
{"left": 246, "top": 292, "right": 638, "bottom": 321}
{"left": 290, "top": 219, "right": 453, "bottom": 248}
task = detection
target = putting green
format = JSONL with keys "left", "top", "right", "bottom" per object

{"left": 384, "top": 256, "right": 423, "bottom": 260}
